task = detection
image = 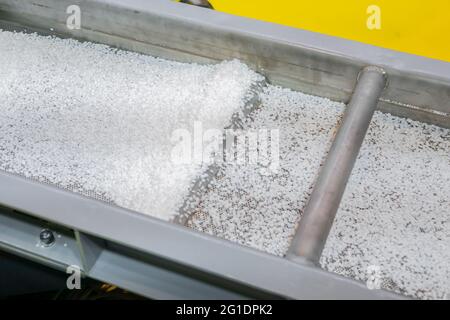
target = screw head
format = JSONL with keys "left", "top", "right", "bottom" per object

{"left": 39, "top": 229, "right": 55, "bottom": 246}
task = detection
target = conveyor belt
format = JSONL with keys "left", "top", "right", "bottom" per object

{"left": 0, "top": 0, "right": 449, "bottom": 300}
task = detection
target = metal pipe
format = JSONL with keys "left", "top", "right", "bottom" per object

{"left": 179, "top": 0, "right": 214, "bottom": 9}
{"left": 287, "top": 66, "right": 387, "bottom": 264}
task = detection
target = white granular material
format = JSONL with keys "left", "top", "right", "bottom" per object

{"left": 188, "top": 86, "right": 345, "bottom": 256}
{"left": 0, "top": 30, "right": 262, "bottom": 220}
{"left": 2, "top": 30, "right": 449, "bottom": 300}
{"left": 321, "top": 113, "right": 450, "bottom": 300}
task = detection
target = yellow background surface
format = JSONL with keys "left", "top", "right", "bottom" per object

{"left": 205, "top": 1, "right": 450, "bottom": 62}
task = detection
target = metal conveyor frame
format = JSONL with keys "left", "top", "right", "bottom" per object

{"left": 0, "top": 0, "right": 449, "bottom": 299}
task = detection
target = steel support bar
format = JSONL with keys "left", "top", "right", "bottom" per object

{"left": 288, "top": 66, "right": 387, "bottom": 264}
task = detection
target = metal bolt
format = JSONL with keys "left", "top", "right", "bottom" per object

{"left": 39, "top": 229, "right": 55, "bottom": 246}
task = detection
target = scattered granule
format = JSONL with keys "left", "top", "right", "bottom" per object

{"left": 188, "top": 85, "right": 345, "bottom": 256}
{"left": 321, "top": 112, "right": 450, "bottom": 300}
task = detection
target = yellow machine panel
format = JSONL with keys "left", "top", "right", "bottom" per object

{"left": 207, "top": 1, "right": 450, "bottom": 62}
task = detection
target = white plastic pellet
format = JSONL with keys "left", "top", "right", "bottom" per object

{"left": 188, "top": 85, "right": 345, "bottom": 256}
{"left": 0, "top": 30, "right": 262, "bottom": 220}
{"left": 321, "top": 112, "right": 450, "bottom": 300}
{"left": 1, "top": 29, "right": 449, "bottom": 300}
